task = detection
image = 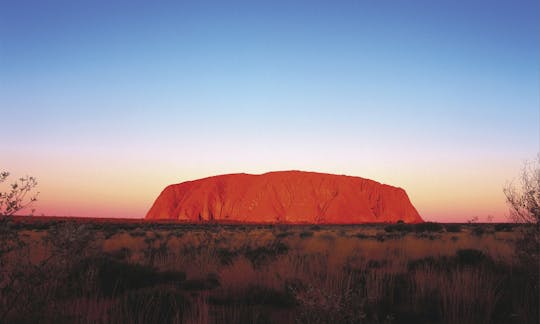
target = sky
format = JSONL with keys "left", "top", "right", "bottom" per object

{"left": 1, "top": 0, "right": 538, "bottom": 222}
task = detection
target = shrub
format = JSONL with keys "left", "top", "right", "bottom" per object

{"left": 209, "top": 285, "right": 296, "bottom": 308}
{"left": 106, "top": 247, "right": 132, "bottom": 260}
{"left": 67, "top": 257, "right": 186, "bottom": 297}
{"left": 244, "top": 241, "right": 289, "bottom": 268}
{"left": 455, "top": 249, "right": 487, "bottom": 266}
{"left": 243, "top": 285, "right": 297, "bottom": 308}
{"left": 130, "top": 228, "right": 147, "bottom": 237}
{"left": 182, "top": 273, "right": 220, "bottom": 291}
{"left": 276, "top": 231, "right": 293, "bottom": 238}
{"left": 299, "top": 231, "right": 314, "bottom": 238}
{"left": 384, "top": 225, "right": 395, "bottom": 233}
{"left": 414, "top": 222, "right": 443, "bottom": 233}
{"left": 407, "top": 256, "right": 440, "bottom": 271}
{"left": 320, "top": 233, "right": 335, "bottom": 241}
{"left": 355, "top": 233, "right": 369, "bottom": 239}
{"left": 445, "top": 224, "right": 462, "bottom": 233}
{"left": 216, "top": 248, "right": 238, "bottom": 265}
{"left": 384, "top": 223, "right": 413, "bottom": 233}
{"left": 472, "top": 226, "right": 485, "bottom": 236}
{"left": 494, "top": 223, "right": 513, "bottom": 232}
{"left": 367, "top": 259, "right": 388, "bottom": 269}
{"left": 407, "top": 250, "right": 491, "bottom": 271}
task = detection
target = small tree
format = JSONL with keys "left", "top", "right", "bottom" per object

{"left": 0, "top": 171, "right": 39, "bottom": 217}
{"left": 503, "top": 155, "right": 539, "bottom": 267}
{"left": 0, "top": 170, "right": 39, "bottom": 263}
{"left": 0, "top": 171, "right": 39, "bottom": 321}
{"left": 504, "top": 156, "right": 540, "bottom": 225}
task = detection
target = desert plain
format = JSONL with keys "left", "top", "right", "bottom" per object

{"left": 1, "top": 217, "right": 537, "bottom": 324}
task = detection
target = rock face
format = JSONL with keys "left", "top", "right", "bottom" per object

{"left": 145, "top": 171, "right": 423, "bottom": 224}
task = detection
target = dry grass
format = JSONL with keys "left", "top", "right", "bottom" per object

{"left": 0, "top": 220, "right": 537, "bottom": 323}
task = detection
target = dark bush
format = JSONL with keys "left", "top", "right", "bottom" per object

{"left": 445, "top": 224, "right": 462, "bottom": 233}
{"left": 407, "top": 250, "right": 492, "bottom": 271}
{"left": 105, "top": 247, "right": 132, "bottom": 260}
{"left": 299, "top": 231, "right": 314, "bottom": 238}
{"left": 243, "top": 285, "right": 297, "bottom": 308}
{"left": 206, "top": 272, "right": 221, "bottom": 286}
{"left": 455, "top": 249, "right": 487, "bottom": 266}
{"left": 182, "top": 273, "right": 220, "bottom": 291}
{"left": 244, "top": 241, "right": 289, "bottom": 268}
{"left": 384, "top": 225, "right": 395, "bottom": 232}
{"left": 355, "top": 233, "right": 369, "bottom": 239}
{"left": 169, "top": 230, "right": 184, "bottom": 237}
{"left": 407, "top": 256, "right": 440, "bottom": 271}
{"left": 276, "top": 231, "right": 294, "bottom": 238}
{"left": 68, "top": 257, "right": 186, "bottom": 297}
{"left": 384, "top": 223, "right": 413, "bottom": 233}
{"left": 472, "top": 226, "right": 485, "bottom": 236}
{"left": 216, "top": 248, "right": 238, "bottom": 265}
{"left": 130, "top": 228, "right": 147, "bottom": 237}
{"left": 414, "top": 222, "right": 443, "bottom": 233}
{"left": 367, "top": 259, "right": 388, "bottom": 269}
{"left": 209, "top": 285, "right": 296, "bottom": 308}
{"left": 494, "top": 223, "right": 513, "bottom": 232}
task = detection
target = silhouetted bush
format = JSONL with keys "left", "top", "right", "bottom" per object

{"left": 445, "top": 224, "right": 462, "bottom": 233}
{"left": 414, "top": 222, "right": 443, "bottom": 233}
{"left": 455, "top": 249, "right": 487, "bottom": 266}
{"left": 472, "top": 226, "right": 485, "bottom": 236}
{"left": 276, "top": 231, "right": 294, "bottom": 238}
{"left": 299, "top": 231, "right": 314, "bottom": 238}
{"left": 494, "top": 223, "right": 513, "bottom": 232}
{"left": 407, "top": 250, "right": 491, "bottom": 270}
{"left": 182, "top": 273, "right": 220, "bottom": 291}
{"left": 243, "top": 285, "right": 297, "bottom": 308}
{"left": 216, "top": 248, "right": 238, "bottom": 265}
{"left": 407, "top": 256, "right": 441, "bottom": 271}
{"left": 210, "top": 285, "right": 296, "bottom": 308}
{"left": 355, "top": 233, "right": 369, "bottom": 239}
{"left": 105, "top": 247, "right": 132, "bottom": 260}
{"left": 130, "top": 227, "right": 147, "bottom": 237}
{"left": 384, "top": 223, "right": 413, "bottom": 233}
{"left": 244, "top": 241, "right": 289, "bottom": 268}
{"left": 67, "top": 257, "right": 186, "bottom": 297}
{"left": 367, "top": 259, "right": 388, "bottom": 269}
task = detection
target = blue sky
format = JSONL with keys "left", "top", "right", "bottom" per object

{"left": 1, "top": 0, "right": 538, "bottom": 220}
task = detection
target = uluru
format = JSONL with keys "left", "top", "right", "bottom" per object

{"left": 146, "top": 171, "right": 423, "bottom": 224}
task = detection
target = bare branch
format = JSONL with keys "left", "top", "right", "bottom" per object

{"left": 0, "top": 171, "right": 39, "bottom": 217}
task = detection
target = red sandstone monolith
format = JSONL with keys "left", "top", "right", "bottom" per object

{"left": 145, "top": 171, "right": 423, "bottom": 224}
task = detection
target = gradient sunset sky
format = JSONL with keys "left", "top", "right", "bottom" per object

{"left": 1, "top": 0, "right": 538, "bottom": 222}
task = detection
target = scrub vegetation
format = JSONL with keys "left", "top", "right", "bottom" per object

{"left": 0, "top": 218, "right": 537, "bottom": 324}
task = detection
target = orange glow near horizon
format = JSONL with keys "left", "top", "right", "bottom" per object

{"left": 6, "top": 150, "right": 516, "bottom": 222}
